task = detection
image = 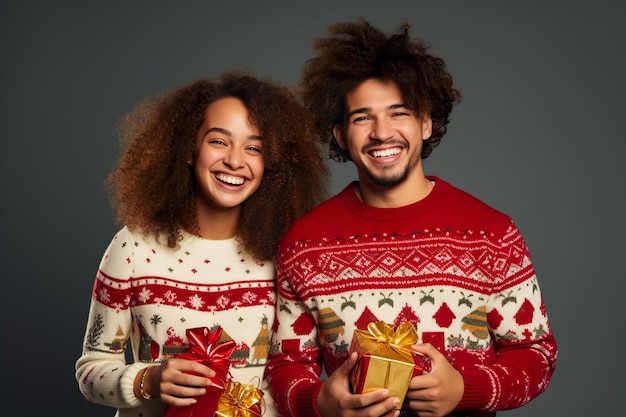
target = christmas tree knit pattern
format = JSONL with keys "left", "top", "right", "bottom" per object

{"left": 267, "top": 178, "right": 557, "bottom": 416}
{"left": 76, "top": 227, "right": 277, "bottom": 417}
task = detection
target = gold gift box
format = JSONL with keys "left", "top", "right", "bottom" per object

{"left": 215, "top": 380, "right": 265, "bottom": 417}
{"left": 349, "top": 321, "right": 424, "bottom": 408}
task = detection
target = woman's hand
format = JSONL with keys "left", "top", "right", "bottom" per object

{"left": 144, "top": 358, "right": 218, "bottom": 406}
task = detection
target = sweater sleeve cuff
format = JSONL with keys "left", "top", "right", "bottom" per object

{"left": 120, "top": 362, "right": 150, "bottom": 406}
{"left": 456, "top": 369, "right": 491, "bottom": 410}
{"left": 294, "top": 379, "right": 325, "bottom": 417}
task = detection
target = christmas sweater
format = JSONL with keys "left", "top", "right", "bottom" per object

{"left": 76, "top": 226, "right": 278, "bottom": 417}
{"left": 266, "top": 177, "right": 557, "bottom": 417}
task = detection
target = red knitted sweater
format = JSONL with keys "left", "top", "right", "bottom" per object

{"left": 266, "top": 177, "right": 557, "bottom": 417}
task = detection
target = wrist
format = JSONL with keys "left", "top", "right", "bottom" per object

{"left": 135, "top": 366, "right": 155, "bottom": 400}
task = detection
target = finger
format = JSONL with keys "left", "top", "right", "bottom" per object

{"left": 410, "top": 343, "right": 437, "bottom": 358}
{"left": 174, "top": 359, "right": 217, "bottom": 378}
{"left": 406, "top": 398, "right": 434, "bottom": 414}
{"left": 160, "top": 390, "right": 200, "bottom": 407}
{"left": 350, "top": 389, "right": 391, "bottom": 408}
{"left": 380, "top": 408, "right": 401, "bottom": 417}
{"left": 168, "top": 370, "right": 216, "bottom": 389}
{"left": 163, "top": 358, "right": 217, "bottom": 382}
{"left": 363, "top": 397, "right": 401, "bottom": 417}
{"left": 161, "top": 380, "right": 208, "bottom": 397}
{"left": 406, "top": 377, "right": 432, "bottom": 397}
{"left": 344, "top": 391, "right": 400, "bottom": 416}
{"left": 338, "top": 351, "right": 359, "bottom": 376}
{"left": 410, "top": 343, "right": 441, "bottom": 371}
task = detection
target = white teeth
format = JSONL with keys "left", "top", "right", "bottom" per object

{"left": 371, "top": 147, "right": 401, "bottom": 158}
{"left": 216, "top": 173, "right": 244, "bottom": 185}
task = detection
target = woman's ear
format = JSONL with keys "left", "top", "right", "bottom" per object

{"left": 333, "top": 124, "right": 347, "bottom": 149}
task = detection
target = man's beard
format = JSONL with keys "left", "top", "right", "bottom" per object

{"left": 366, "top": 164, "right": 410, "bottom": 187}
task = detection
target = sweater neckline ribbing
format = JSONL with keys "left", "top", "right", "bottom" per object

{"left": 339, "top": 176, "right": 449, "bottom": 221}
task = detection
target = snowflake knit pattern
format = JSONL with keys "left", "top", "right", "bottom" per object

{"left": 76, "top": 227, "right": 278, "bottom": 417}
{"left": 266, "top": 177, "right": 557, "bottom": 417}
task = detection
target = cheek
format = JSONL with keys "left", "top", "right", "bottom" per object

{"left": 196, "top": 148, "right": 219, "bottom": 167}
{"left": 342, "top": 130, "right": 365, "bottom": 151}
{"left": 247, "top": 156, "right": 265, "bottom": 179}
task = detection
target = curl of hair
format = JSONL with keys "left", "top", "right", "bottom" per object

{"left": 300, "top": 19, "right": 462, "bottom": 162}
{"left": 107, "top": 71, "right": 329, "bottom": 261}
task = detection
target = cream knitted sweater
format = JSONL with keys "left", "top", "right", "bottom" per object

{"left": 76, "top": 227, "right": 277, "bottom": 417}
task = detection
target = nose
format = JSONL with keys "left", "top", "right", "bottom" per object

{"left": 224, "top": 147, "right": 244, "bottom": 169}
{"left": 371, "top": 117, "right": 394, "bottom": 141}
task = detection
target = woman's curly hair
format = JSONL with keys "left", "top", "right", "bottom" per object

{"left": 107, "top": 71, "right": 329, "bottom": 261}
{"left": 300, "top": 19, "right": 462, "bottom": 162}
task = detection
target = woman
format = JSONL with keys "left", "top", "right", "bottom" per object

{"left": 75, "top": 72, "right": 328, "bottom": 416}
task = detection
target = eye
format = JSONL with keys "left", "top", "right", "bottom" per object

{"left": 350, "top": 115, "right": 373, "bottom": 124}
{"left": 246, "top": 145, "right": 262, "bottom": 153}
{"left": 208, "top": 138, "right": 227, "bottom": 146}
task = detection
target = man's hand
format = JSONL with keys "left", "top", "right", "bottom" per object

{"left": 316, "top": 351, "right": 400, "bottom": 417}
{"left": 405, "top": 343, "right": 464, "bottom": 417}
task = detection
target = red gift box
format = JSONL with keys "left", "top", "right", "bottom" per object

{"left": 164, "top": 327, "right": 236, "bottom": 417}
{"left": 349, "top": 321, "right": 424, "bottom": 408}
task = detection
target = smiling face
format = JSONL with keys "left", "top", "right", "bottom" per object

{"left": 193, "top": 97, "right": 264, "bottom": 218}
{"left": 333, "top": 78, "right": 432, "bottom": 202}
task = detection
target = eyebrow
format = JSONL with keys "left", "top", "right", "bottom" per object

{"left": 346, "top": 103, "right": 409, "bottom": 118}
{"left": 204, "top": 127, "right": 262, "bottom": 141}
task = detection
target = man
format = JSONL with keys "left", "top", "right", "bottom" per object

{"left": 266, "top": 19, "right": 557, "bottom": 417}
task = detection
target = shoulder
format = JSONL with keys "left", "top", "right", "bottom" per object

{"left": 298, "top": 184, "right": 353, "bottom": 222}
{"left": 278, "top": 185, "right": 352, "bottom": 246}
{"left": 442, "top": 179, "right": 505, "bottom": 212}
{"left": 104, "top": 226, "right": 170, "bottom": 256}
{"left": 113, "top": 226, "right": 157, "bottom": 246}
{"left": 431, "top": 177, "right": 514, "bottom": 234}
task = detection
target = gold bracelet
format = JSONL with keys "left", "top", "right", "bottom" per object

{"left": 139, "top": 366, "right": 153, "bottom": 400}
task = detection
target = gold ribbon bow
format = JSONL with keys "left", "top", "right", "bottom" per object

{"left": 357, "top": 321, "right": 419, "bottom": 358}
{"left": 352, "top": 321, "right": 424, "bottom": 398}
{"left": 215, "top": 380, "right": 265, "bottom": 417}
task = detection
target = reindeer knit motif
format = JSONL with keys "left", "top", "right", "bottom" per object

{"left": 76, "top": 227, "right": 278, "bottom": 417}
{"left": 266, "top": 177, "right": 557, "bottom": 417}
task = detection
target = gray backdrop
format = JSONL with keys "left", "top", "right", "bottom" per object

{"left": 1, "top": 1, "right": 624, "bottom": 416}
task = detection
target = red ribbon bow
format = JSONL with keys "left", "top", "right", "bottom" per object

{"left": 175, "top": 327, "right": 236, "bottom": 389}
{"left": 164, "top": 327, "right": 237, "bottom": 417}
